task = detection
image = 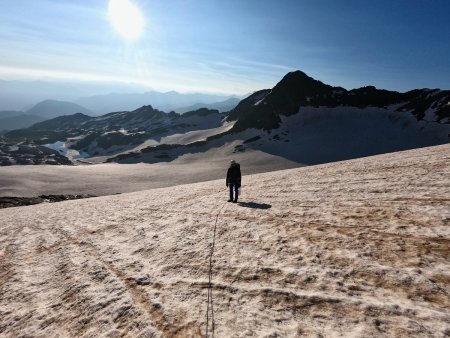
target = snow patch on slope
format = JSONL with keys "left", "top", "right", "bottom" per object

{"left": 252, "top": 106, "right": 450, "bottom": 164}
{"left": 45, "top": 141, "right": 89, "bottom": 160}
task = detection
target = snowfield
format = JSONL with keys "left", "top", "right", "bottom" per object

{"left": 0, "top": 144, "right": 449, "bottom": 337}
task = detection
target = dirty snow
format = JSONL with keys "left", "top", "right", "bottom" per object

{"left": 0, "top": 144, "right": 449, "bottom": 337}
{"left": 0, "top": 145, "right": 300, "bottom": 197}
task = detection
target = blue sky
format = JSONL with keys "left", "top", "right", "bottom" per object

{"left": 0, "top": 0, "right": 449, "bottom": 95}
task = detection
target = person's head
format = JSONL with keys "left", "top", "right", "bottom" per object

{"left": 230, "top": 159, "right": 236, "bottom": 165}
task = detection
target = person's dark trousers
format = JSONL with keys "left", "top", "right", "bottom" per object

{"left": 229, "top": 183, "right": 239, "bottom": 202}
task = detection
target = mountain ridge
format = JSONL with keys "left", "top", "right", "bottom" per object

{"left": 3, "top": 105, "right": 226, "bottom": 163}
{"left": 26, "top": 99, "right": 94, "bottom": 119}
{"left": 227, "top": 70, "right": 450, "bottom": 132}
{"left": 2, "top": 70, "right": 449, "bottom": 166}
{"left": 0, "top": 113, "right": 45, "bottom": 133}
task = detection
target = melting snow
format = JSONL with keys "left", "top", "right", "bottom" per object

{"left": 0, "top": 144, "right": 449, "bottom": 337}
{"left": 45, "top": 141, "right": 89, "bottom": 160}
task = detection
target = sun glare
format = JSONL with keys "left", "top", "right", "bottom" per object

{"left": 108, "top": 0, "right": 145, "bottom": 40}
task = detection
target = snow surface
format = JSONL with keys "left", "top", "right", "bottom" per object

{"left": 253, "top": 106, "right": 450, "bottom": 164}
{"left": 1, "top": 144, "right": 449, "bottom": 337}
{"left": 159, "top": 121, "right": 234, "bottom": 145}
{"left": 0, "top": 146, "right": 300, "bottom": 197}
{"left": 45, "top": 141, "right": 89, "bottom": 160}
{"left": 423, "top": 109, "right": 439, "bottom": 123}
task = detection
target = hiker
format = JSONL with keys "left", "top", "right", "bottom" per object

{"left": 226, "top": 159, "right": 241, "bottom": 203}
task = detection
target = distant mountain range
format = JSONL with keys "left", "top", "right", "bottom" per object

{"left": 26, "top": 99, "right": 94, "bottom": 119}
{"left": 75, "top": 91, "right": 241, "bottom": 115}
{"left": 2, "top": 70, "right": 449, "bottom": 166}
{"left": 0, "top": 100, "right": 94, "bottom": 133}
{"left": 174, "top": 97, "right": 240, "bottom": 114}
{"left": 0, "top": 79, "right": 241, "bottom": 113}
{"left": 0, "top": 79, "right": 149, "bottom": 111}
{"left": 0, "top": 92, "right": 240, "bottom": 133}
{"left": 0, "top": 113, "right": 45, "bottom": 134}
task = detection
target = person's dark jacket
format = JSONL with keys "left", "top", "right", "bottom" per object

{"left": 226, "top": 163, "right": 241, "bottom": 187}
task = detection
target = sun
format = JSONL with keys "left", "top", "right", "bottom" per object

{"left": 108, "top": 0, "right": 145, "bottom": 40}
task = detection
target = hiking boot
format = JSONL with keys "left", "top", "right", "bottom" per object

{"left": 227, "top": 199, "right": 233, "bottom": 202}
{"left": 233, "top": 200, "right": 237, "bottom": 203}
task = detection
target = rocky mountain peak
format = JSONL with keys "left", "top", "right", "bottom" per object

{"left": 264, "top": 71, "right": 334, "bottom": 115}
{"left": 272, "top": 70, "right": 332, "bottom": 94}
{"left": 226, "top": 71, "right": 336, "bottom": 131}
{"left": 132, "top": 104, "right": 155, "bottom": 113}
{"left": 226, "top": 70, "right": 450, "bottom": 132}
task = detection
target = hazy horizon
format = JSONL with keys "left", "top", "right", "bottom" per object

{"left": 0, "top": 78, "right": 247, "bottom": 112}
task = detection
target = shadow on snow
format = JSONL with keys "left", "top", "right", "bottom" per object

{"left": 238, "top": 201, "right": 272, "bottom": 209}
